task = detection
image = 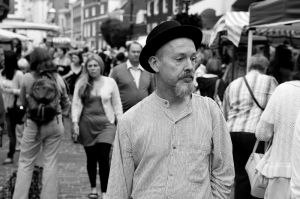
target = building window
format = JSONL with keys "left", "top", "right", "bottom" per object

{"left": 173, "top": 0, "right": 179, "bottom": 14}
{"left": 154, "top": 0, "right": 159, "bottom": 15}
{"left": 85, "top": 8, "right": 89, "bottom": 18}
{"left": 87, "top": 23, "right": 91, "bottom": 37}
{"left": 100, "top": 4, "right": 105, "bottom": 15}
{"left": 92, "top": 22, "right": 96, "bottom": 36}
{"left": 92, "top": 6, "right": 96, "bottom": 16}
{"left": 147, "top": 1, "right": 151, "bottom": 17}
{"left": 150, "top": 1, "right": 154, "bottom": 15}
{"left": 163, "top": 0, "right": 168, "bottom": 14}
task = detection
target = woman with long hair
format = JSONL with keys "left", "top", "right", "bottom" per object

{"left": 72, "top": 54, "right": 122, "bottom": 199}
{"left": 0, "top": 51, "right": 24, "bottom": 164}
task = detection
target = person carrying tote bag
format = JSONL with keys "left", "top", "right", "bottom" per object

{"left": 255, "top": 81, "right": 300, "bottom": 199}
{"left": 246, "top": 139, "right": 272, "bottom": 198}
{"left": 243, "top": 76, "right": 269, "bottom": 198}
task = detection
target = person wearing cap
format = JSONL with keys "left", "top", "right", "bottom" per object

{"left": 106, "top": 21, "right": 234, "bottom": 199}
{"left": 110, "top": 41, "right": 155, "bottom": 113}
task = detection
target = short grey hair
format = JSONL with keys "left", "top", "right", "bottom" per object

{"left": 249, "top": 54, "right": 269, "bottom": 72}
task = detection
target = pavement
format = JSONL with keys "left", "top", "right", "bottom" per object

{"left": 0, "top": 118, "right": 98, "bottom": 199}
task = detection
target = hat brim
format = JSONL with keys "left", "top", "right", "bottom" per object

{"left": 140, "top": 25, "right": 203, "bottom": 73}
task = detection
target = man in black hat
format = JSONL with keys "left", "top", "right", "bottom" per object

{"left": 106, "top": 21, "right": 234, "bottom": 199}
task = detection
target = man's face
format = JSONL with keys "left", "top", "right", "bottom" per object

{"left": 0, "top": 48, "right": 4, "bottom": 68}
{"left": 155, "top": 38, "right": 197, "bottom": 97}
{"left": 128, "top": 43, "right": 142, "bottom": 65}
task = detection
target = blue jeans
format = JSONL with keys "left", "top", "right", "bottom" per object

{"left": 13, "top": 115, "right": 64, "bottom": 199}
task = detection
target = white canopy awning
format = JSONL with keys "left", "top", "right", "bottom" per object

{"left": 209, "top": 11, "right": 249, "bottom": 47}
{"left": 0, "top": 29, "right": 31, "bottom": 41}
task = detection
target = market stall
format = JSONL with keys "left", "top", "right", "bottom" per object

{"left": 247, "top": 0, "right": 300, "bottom": 67}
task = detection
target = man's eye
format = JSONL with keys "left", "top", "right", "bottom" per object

{"left": 191, "top": 56, "right": 197, "bottom": 63}
{"left": 176, "top": 57, "right": 184, "bottom": 61}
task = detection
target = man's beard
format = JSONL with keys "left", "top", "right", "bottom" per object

{"left": 175, "top": 81, "right": 194, "bottom": 98}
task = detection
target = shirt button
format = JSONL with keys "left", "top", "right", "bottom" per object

{"left": 172, "top": 146, "right": 176, "bottom": 149}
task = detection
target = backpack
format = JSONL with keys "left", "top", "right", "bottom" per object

{"left": 27, "top": 71, "right": 61, "bottom": 125}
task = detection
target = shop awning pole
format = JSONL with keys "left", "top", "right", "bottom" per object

{"left": 247, "top": 29, "right": 253, "bottom": 72}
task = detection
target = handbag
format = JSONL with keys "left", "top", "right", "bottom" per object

{"left": 6, "top": 96, "right": 26, "bottom": 124}
{"left": 246, "top": 140, "right": 271, "bottom": 198}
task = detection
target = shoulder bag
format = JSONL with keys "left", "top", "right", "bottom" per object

{"left": 243, "top": 76, "right": 264, "bottom": 111}
{"left": 243, "top": 76, "right": 270, "bottom": 198}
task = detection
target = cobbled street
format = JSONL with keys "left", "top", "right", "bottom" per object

{"left": 0, "top": 118, "right": 96, "bottom": 199}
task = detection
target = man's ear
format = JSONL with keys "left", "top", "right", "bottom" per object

{"left": 148, "top": 56, "right": 159, "bottom": 73}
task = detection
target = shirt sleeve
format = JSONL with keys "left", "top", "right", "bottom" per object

{"left": 222, "top": 86, "right": 230, "bottom": 121}
{"left": 255, "top": 84, "right": 279, "bottom": 141}
{"left": 106, "top": 119, "right": 135, "bottom": 199}
{"left": 291, "top": 112, "right": 300, "bottom": 199}
{"left": 110, "top": 78, "right": 123, "bottom": 122}
{"left": 71, "top": 80, "right": 83, "bottom": 123}
{"left": 209, "top": 99, "right": 235, "bottom": 199}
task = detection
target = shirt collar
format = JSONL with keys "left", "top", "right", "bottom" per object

{"left": 153, "top": 91, "right": 170, "bottom": 108}
{"left": 152, "top": 92, "right": 193, "bottom": 122}
{"left": 127, "top": 60, "right": 144, "bottom": 71}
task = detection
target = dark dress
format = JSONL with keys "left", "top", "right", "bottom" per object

{"left": 57, "top": 65, "right": 71, "bottom": 76}
{"left": 65, "top": 69, "right": 82, "bottom": 95}
{"left": 78, "top": 96, "right": 116, "bottom": 146}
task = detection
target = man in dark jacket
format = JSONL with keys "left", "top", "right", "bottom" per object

{"left": 110, "top": 41, "right": 155, "bottom": 112}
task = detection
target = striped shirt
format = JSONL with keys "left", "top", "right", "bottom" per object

{"left": 107, "top": 92, "right": 234, "bottom": 199}
{"left": 223, "top": 70, "right": 278, "bottom": 133}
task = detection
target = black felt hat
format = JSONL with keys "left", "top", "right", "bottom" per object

{"left": 139, "top": 20, "right": 202, "bottom": 73}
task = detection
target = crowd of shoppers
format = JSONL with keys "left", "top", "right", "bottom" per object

{"left": 1, "top": 20, "right": 300, "bottom": 199}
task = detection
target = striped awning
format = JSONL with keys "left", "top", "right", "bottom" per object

{"left": 209, "top": 12, "right": 249, "bottom": 47}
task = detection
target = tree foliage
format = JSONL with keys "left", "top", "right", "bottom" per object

{"left": 173, "top": 13, "right": 202, "bottom": 28}
{"left": 100, "top": 18, "right": 130, "bottom": 48}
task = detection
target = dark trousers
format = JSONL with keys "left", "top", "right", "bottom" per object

{"left": 230, "top": 132, "right": 264, "bottom": 199}
{"left": 6, "top": 113, "right": 17, "bottom": 159}
{"left": 84, "top": 142, "right": 111, "bottom": 192}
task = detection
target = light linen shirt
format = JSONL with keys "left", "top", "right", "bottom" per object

{"left": 107, "top": 92, "right": 234, "bottom": 199}
{"left": 256, "top": 81, "right": 300, "bottom": 178}
{"left": 127, "top": 60, "right": 143, "bottom": 89}
{"left": 223, "top": 70, "right": 278, "bottom": 133}
{"left": 291, "top": 111, "right": 300, "bottom": 199}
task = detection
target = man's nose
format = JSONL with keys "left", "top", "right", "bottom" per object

{"left": 185, "top": 58, "right": 194, "bottom": 71}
